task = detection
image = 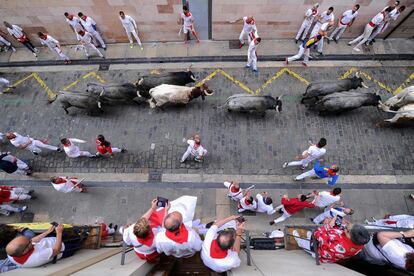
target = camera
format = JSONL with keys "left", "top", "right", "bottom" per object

{"left": 156, "top": 196, "right": 169, "bottom": 208}
{"left": 236, "top": 216, "right": 246, "bottom": 223}
{"left": 50, "top": 221, "right": 59, "bottom": 227}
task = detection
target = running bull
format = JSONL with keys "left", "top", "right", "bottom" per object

{"left": 312, "top": 91, "right": 380, "bottom": 115}
{"left": 87, "top": 82, "right": 139, "bottom": 103}
{"left": 136, "top": 67, "right": 197, "bottom": 99}
{"left": 144, "top": 83, "right": 213, "bottom": 109}
{"left": 378, "top": 86, "right": 414, "bottom": 125}
{"left": 221, "top": 94, "right": 282, "bottom": 115}
{"left": 301, "top": 72, "right": 368, "bottom": 104}
{"left": 57, "top": 90, "right": 105, "bottom": 115}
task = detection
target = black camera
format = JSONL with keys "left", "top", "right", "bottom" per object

{"left": 156, "top": 197, "right": 169, "bottom": 207}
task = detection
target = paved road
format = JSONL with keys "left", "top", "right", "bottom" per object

{"left": 0, "top": 66, "right": 413, "bottom": 176}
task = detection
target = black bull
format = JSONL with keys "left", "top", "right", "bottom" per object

{"left": 301, "top": 76, "right": 367, "bottom": 104}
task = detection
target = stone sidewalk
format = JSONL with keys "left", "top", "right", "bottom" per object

{"left": 1, "top": 38, "right": 413, "bottom": 66}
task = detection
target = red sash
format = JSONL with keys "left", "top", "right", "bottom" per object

{"left": 17, "top": 34, "right": 28, "bottom": 43}
{"left": 210, "top": 240, "right": 228, "bottom": 259}
{"left": 137, "top": 230, "right": 154, "bottom": 247}
{"left": 165, "top": 224, "right": 189, "bottom": 244}
{"left": 12, "top": 247, "right": 34, "bottom": 265}
{"left": 230, "top": 184, "right": 240, "bottom": 193}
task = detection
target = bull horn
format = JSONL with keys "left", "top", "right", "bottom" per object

{"left": 99, "top": 88, "right": 105, "bottom": 97}
{"left": 190, "top": 75, "right": 197, "bottom": 81}
{"left": 138, "top": 78, "right": 144, "bottom": 85}
{"left": 355, "top": 72, "right": 360, "bottom": 78}
{"left": 361, "top": 82, "right": 369, "bottom": 89}
{"left": 97, "top": 101, "right": 102, "bottom": 109}
{"left": 187, "top": 64, "right": 193, "bottom": 72}
{"left": 204, "top": 89, "right": 214, "bottom": 96}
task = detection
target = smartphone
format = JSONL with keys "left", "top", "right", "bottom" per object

{"left": 156, "top": 196, "right": 169, "bottom": 208}
{"left": 236, "top": 216, "right": 246, "bottom": 223}
{"left": 50, "top": 221, "right": 58, "bottom": 227}
{"left": 334, "top": 216, "right": 343, "bottom": 227}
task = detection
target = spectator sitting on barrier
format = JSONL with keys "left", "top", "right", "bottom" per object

{"left": 365, "top": 214, "right": 414, "bottom": 229}
{"left": 293, "top": 219, "right": 370, "bottom": 263}
{"left": 201, "top": 215, "right": 244, "bottom": 273}
{"left": 360, "top": 229, "right": 414, "bottom": 272}
{"left": 120, "top": 198, "right": 165, "bottom": 263}
{"left": 6, "top": 224, "right": 82, "bottom": 268}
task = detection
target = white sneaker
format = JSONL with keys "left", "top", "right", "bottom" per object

{"left": 292, "top": 230, "right": 300, "bottom": 238}
{"left": 353, "top": 47, "right": 361, "bottom": 52}
{"left": 33, "top": 52, "right": 37, "bottom": 57}
{"left": 118, "top": 226, "right": 124, "bottom": 235}
{"left": 282, "top": 162, "right": 288, "bottom": 168}
{"left": 129, "top": 43, "right": 134, "bottom": 49}
{"left": 19, "top": 206, "right": 27, "bottom": 212}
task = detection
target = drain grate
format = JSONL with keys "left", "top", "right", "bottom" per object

{"left": 149, "top": 171, "right": 162, "bottom": 182}
{"left": 98, "top": 64, "right": 110, "bottom": 71}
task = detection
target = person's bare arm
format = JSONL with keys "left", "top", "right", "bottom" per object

{"left": 349, "top": 18, "right": 355, "bottom": 27}
{"left": 214, "top": 215, "right": 239, "bottom": 228}
{"left": 233, "top": 221, "right": 245, "bottom": 254}
{"left": 51, "top": 224, "right": 64, "bottom": 257}
{"left": 141, "top": 199, "right": 158, "bottom": 220}
{"left": 31, "top": 225, "right": 55, "bottom": 243}
{"left": 378, "top": 229, "right": 414, "bottom": 247}
{"left": 229, "top": 17, "right": 243, "bottom": 23}
{"left": 161, "top": 201, "right": 171, "bottom": 229}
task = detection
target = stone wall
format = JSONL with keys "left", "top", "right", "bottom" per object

{"left": 212, "top": 0, "right": 413, "bottom": 40}
{"left": 0, "top": 0, "right": 412, "bottom": 46}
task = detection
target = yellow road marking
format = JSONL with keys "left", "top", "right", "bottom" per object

{"left": 393, "top": 73, "right": 414, "bottom": 95}
{"left": 218, "top": 69, "right": 254, "bottom": 94}
{"left": 63, "top": 71, "right": 106, "bottom": 91}
{"left": 4, "top": 73, "right": 56, "bottom": 102}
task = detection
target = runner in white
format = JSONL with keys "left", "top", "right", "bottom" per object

{"left": 365, "top": 214, "right": 414, "bottom": 229}
{"left": 78, "top": 12, "right": 106, "bottom": 50}
{"left": 60, "top": 137, "right": 95, "bottom": 158}
{"left": 64, "top": 12, "right": 84, "bottom": 41}
{"left": 328, "top": 4, "right": 360, "bottom": 43}
{"left": 245, "top": 37, "right": 261, "bottom": 73}
{"left": 201, "top": 216, "right": 243, "bottom": 272}
{"left": 180, "top": 134, "right": 207, "bottom": 163}
{"left": 77, "top": 30, "right": 104, "bottom": 59}
{"left": 313, "top": 188, "right": 342, "bottom": 209}
{"left": 237, "top": 190, "right": 257, "bottom": 213}
{"left": 309, "top": 7, "right": 334, "bottom": 38}
{"left": 295, "top": 3, "right": 319, "bottom": 43}
{"left": 367, "top": 5, "right": 405, "bottom": 45}
{"left": 6, "top": 132, "right": 61, "bottom": 155}
{"left": 312, "top": 206, "right": 354, "bottom": 224}
{"left": 223, "top": 181, "right": 252, "bottom": 201}
{"left": 119, "top": 11, "right": 143, "bottom": 50}
{"left": 50, "top": 176, "right": 85, "bottom": 193}
{"left": 180, "top": 5, "right": 200, "bottom": 43}
{"left": 348, "top": 7, "right": 392, "bottom": 52}
{"left": 231, "top": 15, "right": 259, "bottom": 48}
{"left": 37, "top": 32, "right": 71, "bottom": 64}
{"left": 255, "top": 192, "right": 276, "bottom": 215}
{"left": 283, "top": 138, "right": 326, "bottom": 169}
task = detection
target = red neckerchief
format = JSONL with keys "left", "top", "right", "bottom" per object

{"left": 165, "top": 224, "right": 188, "bottom": 244}
{"left": 193, "top": 142, "right": 200, "bottom": 150}
{"left": 137, "top": 230, "right": 154, "bottom": 247}
{"left": 312, "top": 9, "right": 317, "bottom": 15}
{"left": 54, "top": 178, "right": 67, "bottom": 185}
{"left": 149, "top": 209, "right": 165, "bottom": 229}
{"left": 210, "top": 239, "right": 228, "bottom": 259}
{"left": 12, "top": 247, "right": 34, "bottom": 265}
{"left": 230, "top": 184, "right": 240, "bottom": 193}
{"left": 185, "top": 11, "right": 191, "bottom": 17}
{"left": 244, "top": 198, "right": 252, "bottom": 205}
{"left": 327, "top": 169, "right": 336, "bottom": 176}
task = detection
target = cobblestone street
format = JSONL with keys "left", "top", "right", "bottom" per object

{"left": 0, "top": 66, "right": 413, "bottom": 176}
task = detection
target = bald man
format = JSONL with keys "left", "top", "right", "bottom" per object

{"left": 155, "top": 209, "right": 202, "bottom": 258}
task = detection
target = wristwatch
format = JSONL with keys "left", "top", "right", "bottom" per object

{"left": 400, "top": 231, "right": 406, "bottom": 238}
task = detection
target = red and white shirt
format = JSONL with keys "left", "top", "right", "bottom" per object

{"left": 304, "top": 8, "right": 318, "bottom": 23}
{"left": 201, "top": 225, "right": 241, "bottom": 272}
{"left": 51, "top": 177, "right": 82, "bottom": 193}
{"left": 8, "top": 237, "right": 64, "bottom": 268}
{"left": 224, "top": 181, "right": 243, "bottom": 201}
{"left": 181, "top": 12, "right": 194, "bottom": 28}
{"left": 369, "top": 12, "right": 386, "bottom": 27}
{"left": 314, "top": 225, "right": 363, "bottom": 263}
{"left": 255, "top": 193, "right": 276, "bottom": 215}
{"left": 96, "top": 139, "right": 113, "bottom": 155}
{"left": 0, "top": 186, "right": 12, "bottom": 204}
{"left": 123, "top": 209, "right": 165, "bottom": 257}
{"left": 340, "top": 10, "right": 358, "bottom": 26}
{"left": 238, "top": 195, "right": 257, "bottom": 211}
{"left": 242, "top": 16, "right": 258, "bottom": 35}
{"left": 155, "top": 223, "right": 202, "bottom": 258}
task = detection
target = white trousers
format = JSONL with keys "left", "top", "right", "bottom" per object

{"left": 349, "top": 24, "right": 375, "bottom": 49}
{"left": 313, "top": 210, "right": 332, "bottom": 224}
{"left": 273, "top": 206, "right": 291, "bottom": 224}
{"left": 309, "top": 23, "right": 321, "bottom": 38}
{"left": 10, "top": 188, "right": 31, "bottom": 201}
{"left": 295, "top": 21, "right": 312, "bottom": 41}
{"left": 14, "top": 159, "right": 29, "bottom": 175}
{"left": 0, "top": 204, "right": 21, "bottom": 213}
{"left": 50, "top": 46, "right": 69, "bottom": 61}
{"left": 316, "top": 37, "right": 324, "bottom": 53}
{"left": 83, "top": 43, "right": 104, "bottom": 57}
{"left": 181, "top": 146, "right": 207, "bottom": 162}
{"left": 96, "top": 147, "right": 122, "bottom": 156}
{"left": 239, "top": 30, "right": 252, "bottom": 44}
{"left": 246, "top": 48, "right": 257, "bottom": 70}
{"left": 329, "top": 22, "right": 347, "bottom": 40}
{"left": 26, "top": 139, "right": 58, "bottom": 153}
{"left": 125, "top": 29, "right": 142, "bottom": 45}
{"left": 0, "top": 36, "right": 11, "bottom": 47}
{"left": 296, "top": 169, "right": 317, "bottom": 180}
{"left": 89, "top": 30, "right": 106, "bottom": 48}
{"left": 368, "top": 22, "right": 388, "bottom": 42}
{"left": 293, "top": 231, "right": 315, "bottom": 257}
{"left": 287, "top": 45, "right": 310, "bottom": 64}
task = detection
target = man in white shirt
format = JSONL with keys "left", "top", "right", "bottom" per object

{"left": 78, "top": 12, "right": 106, "bottom": 50}
{"left": 245, "top": 37, "right": 261, "bottom": 73}
{"left": 313, "top": 188, "right": 342, "bottom": 208}
{"left": 328, "top": 5, "right": 360, "bottom": 43}
{"left": 50, "top": 176, "right": 86, "bottom": 193}
{"left": 6, "top": 132, "right": 61, "bottom": 155}
{"left": 0, "top": 152, "right": 32, "bottom": 175}
{"left": 119, "top": 11, "right": 143, "bottom": 50}
{"left": 365, "top": 214, "right": 414, "bottom": 229}
{"left": 367, "top": 5, "right": 405, "bottom": 45}
{"left": 361, "top": 229, "right": 414, "bottom": 272}
{"left": 224, "top": 181, "right": 252, "bottom": 201}
{"left": 230, "top": 15, "right": 259, "bottom": 48}
{"left": 180, "top": 5, "right": 200, "bottom": 44}
{"left": 180, "top": 134, "right": 207, "bottom": 163}
{"left": 348, "top": 6, "right": 393, "bottom": 52}
{"left": 255, "top": 192, "right": 276, "bottom": 215}
{"left": 295, "top": 3, "right": 319, "bottom": 43}
{"left": 312, "top": 205, "right": 353, "bottom": 224}
{"left": 154, "top": 196, "right": 202, "bottom": 258}
{"left": 3, "top": 22, "right": 38, "bottom": 57}
{"left": 309, "top": 7, "right": 334, "bottom": 38}
{"left": 77, "top": 30, "right": 104, "bottom": 59}
{"left": 6, "top": 224, "right": 65, "bottom": 268}
{"left": 238, "top": 190, "right": 257, "bottom": 213}
{"left": 64, "top": 12, "right": 84, "bottom": 41}
{"left": 37, "top": 32, "right": 71, "bottom": 64}
{"left": 283, "top": 138, "right": 327, "bottom": 169}
{"left": 201, "top": 215, "right": 244, "bottom": 272}
{"left": 60, "top": 137, "right": 95, "bottom": 158}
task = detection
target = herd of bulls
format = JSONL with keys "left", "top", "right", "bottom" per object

{"left": 57, "top": 68, "right": 414, "bottom": 126}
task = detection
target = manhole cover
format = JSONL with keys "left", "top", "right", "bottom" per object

{"left": 99, "top": 64, "right": 110, "bottom": 71}
{"left": 149, "top": 171, "right": 161, "bottom": 182}
{"left": 121, "top": 198, "right": 127, "bottom": 204}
